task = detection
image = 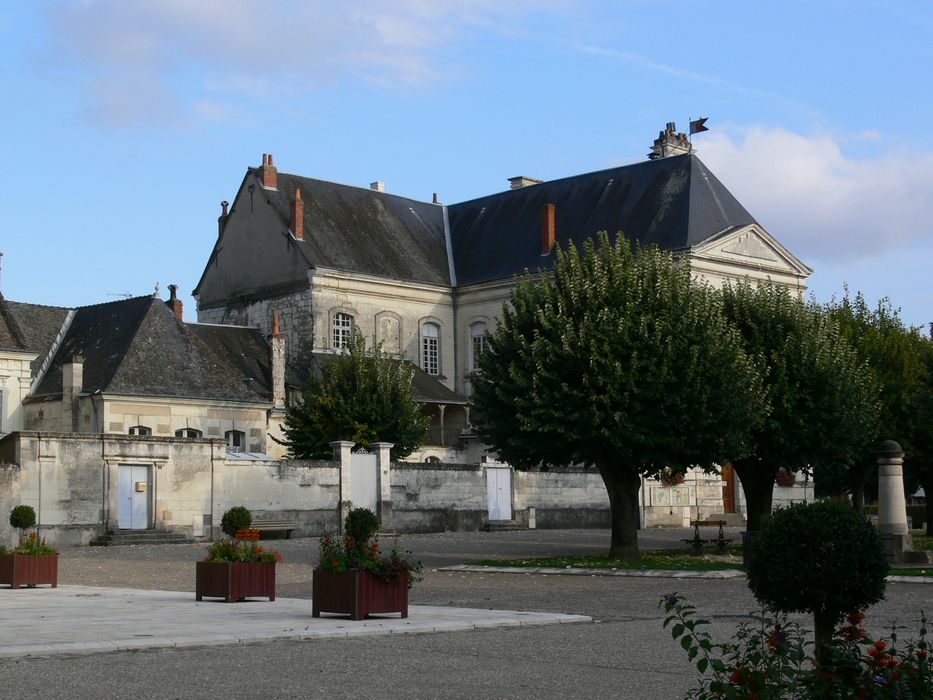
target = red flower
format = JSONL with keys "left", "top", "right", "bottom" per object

{"left": 847, "top": 612, "right": 865, "bottom": 624}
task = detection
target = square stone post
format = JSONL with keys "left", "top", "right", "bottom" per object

{"left": 330, "top": 440, "right": 354, "bottom": 533}
{"left": 371, "top": 442, "right": 394, "bottom": 530}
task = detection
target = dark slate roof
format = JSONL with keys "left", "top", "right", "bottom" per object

{"left": 304, "top": 352, "right": 468, "bottom": 405}
{"left": 1, "top": 298, "right": 71, "bottom": 373}
{"left": 0, "top": 295, "right": 26, "bottom": 351}
{"left": 33, "top": 296, "right": 272, "bottom": 403}
{"left": 194, "top": 170, "right": 450, "bottom": 308}
{"left": 447, "top": 154, "right": 758, "bottom": 286}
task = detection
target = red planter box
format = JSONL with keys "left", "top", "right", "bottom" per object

{"left": 195, "top": 561, "right": 276, "bottom": 602}
{"left": 0, "top": 554, "right": 59, "bottom": 589}
{"left": 312, "top": 569, "right": 409, "bottom": 620}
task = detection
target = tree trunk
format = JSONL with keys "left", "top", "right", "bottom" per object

{"left": 732, "top": 459, "right": 780, "bottom": 533}
{"left": 596, "top": 461, "right": 642, "bottom": 561}
{"left": 813, "top": 609, "right": 838, "bottom": 666}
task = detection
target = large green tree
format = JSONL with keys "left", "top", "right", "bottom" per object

{"left": 473, "top": 233, "right": 764, "bottom": 559}
{"left": 720, "top": 284, "right": 878, "bottom": 532}
{"left": 827, "top": 293, "right": 927, "bottom": 513}
{"left": 904, "top": 331, "right": 933, "bottom": 534}
{"left": 281, "top": 329, "right": 429, "bottom": 460}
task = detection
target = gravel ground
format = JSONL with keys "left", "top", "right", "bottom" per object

{"left": 4, "top": 528, "right": 929, "bottom": 700}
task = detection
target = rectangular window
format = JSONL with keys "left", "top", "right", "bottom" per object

{"left": 471, "top": 333, "right": 487, "bottom": 371}
{"left": 422, "top": 336, "right": 439, "bottom": 375}
{"left": 333, "top": 312, "right": 353, "bottom": 350}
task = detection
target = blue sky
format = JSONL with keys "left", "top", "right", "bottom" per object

{"left": 2, "top": 1, "right": 931, "bottom": 328}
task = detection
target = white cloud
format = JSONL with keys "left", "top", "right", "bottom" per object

{"left": 697, "top": 126, "right": 933, "bottom": 262}
{"left": 41, "top": 0, "right": 566, "bottom": 128}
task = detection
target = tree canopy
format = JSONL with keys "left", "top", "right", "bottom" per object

{"left": 473, "top": 233, "right": 765, "bottom": 559}
{"left": 281, "top": 329, "right": 429, "bottom": 460}
{"left": 720, "top": 283, "right": 878, "bottom": 531}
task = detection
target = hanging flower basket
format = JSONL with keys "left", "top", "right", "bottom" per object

{"left": 776, "top": 469, "right": 795, "bottom": 487}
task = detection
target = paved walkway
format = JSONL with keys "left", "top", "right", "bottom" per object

{"left": 0, "top": 585, "right": 590, "bottom": 659}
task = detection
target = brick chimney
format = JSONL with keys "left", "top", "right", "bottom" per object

{"left": 167, "top": 284, "right": 183, "bottom": 321}
{"left": 509, "top": 175, "right": 544, "bottom": 190}
{"left": 218, "top": 200, "right": 229, "bottom": 237}
{"left": 290, "top": 187, "right": 304, "bottom": 240}
{"left": 270, "top": 312, "right": 286, "bottom": 410}
{"left": 541, "top": 203, "right": 556, "bottom": 254}
{"left": 260, "top": 153, "right": 278, "bottom": 189}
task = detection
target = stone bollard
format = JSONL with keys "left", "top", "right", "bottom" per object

{"left": 876, "top": 440, "right": 912, "bottom": 563}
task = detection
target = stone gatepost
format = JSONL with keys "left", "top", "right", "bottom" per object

{"left": 371, "top": 442, "right": 394, "bottom": 530}
{"left": 877, "top": 439, "right": 912, "bottom": 563}
{"left": 330, "top": 440, "right": 354, "bottom": 533}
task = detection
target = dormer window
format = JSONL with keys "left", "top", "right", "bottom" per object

{"left": 175, "top": 428, "right": 202, "bottom": 439}
{"left": 226, "top": 430, "right": 245, "bottom": 453}
{"left": 128, "top": 425, "right": 152, "bottom": 436}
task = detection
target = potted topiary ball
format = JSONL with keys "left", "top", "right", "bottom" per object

{"left": 220, "top": 506, "right": 252, "bottom": 538}
{"left": 746, "top": 500, "right": 888, "bottom": 661}
{"left": 9, "top": 505, "right": 37, "bottom": 535}
{"left": 1, "top": 505, "right": 58, "bottom": 589}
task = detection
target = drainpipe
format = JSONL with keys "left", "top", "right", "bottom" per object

{"left": 210, "top": 441, "right": 216, "bottom": 541}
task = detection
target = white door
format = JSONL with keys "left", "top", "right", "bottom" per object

{"left": 118, "top": 465, "right": 150, "bottom": 530}
{"left": 350, "top": 449, "right": 378, "bottom": 513}
{"left": 486, "top": 467, "right": 512, "bottom": 521}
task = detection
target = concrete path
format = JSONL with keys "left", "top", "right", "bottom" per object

{"left": 0, "top": 584, "right": 590, "bottom": 659}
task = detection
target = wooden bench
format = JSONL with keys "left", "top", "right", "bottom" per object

{"left": 682, "top": 519, "right": 733, "bottom": 555}
{"left": 251, "top": 519, "right": 297, "bottom": 539}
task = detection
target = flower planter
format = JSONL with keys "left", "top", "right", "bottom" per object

{"left": 0, "top": 553, "right": 58, "bottom": 589}
{"left": 195, "top": 561, "right": 276, "bottom": 602}
{"left": 312, "top": 569, "right": 408, "bottom": 620}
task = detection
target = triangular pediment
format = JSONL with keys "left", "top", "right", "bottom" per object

{"left": 691, "top": 225, "right": 812, "bottom": 278}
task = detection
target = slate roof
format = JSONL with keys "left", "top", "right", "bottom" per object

{"left": 304, "top": 352, "right": 468, "bottom": 406}
{"left": 194, "top": 170, "right": 450, "bottom": 308}
{"left": 447, "top": 154, "right": 758, "bottom": 286}
{"left": 0, "top": 297, "right": 71, "bottom": 373}
{"left": 32, "top": 296, "right": 273, "bottom": 403}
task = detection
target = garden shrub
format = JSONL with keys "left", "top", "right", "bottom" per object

{"left": 747, "top": 500, "right": 888, "bottom": 658}
{"left": 10, "top": 505, "right": 37, "bottom": 532}
{"left": 345, "top": 507, "right": 380, "bottom": 542}
{"left": 220, "top": 506, "right": 252, "bottom": 538}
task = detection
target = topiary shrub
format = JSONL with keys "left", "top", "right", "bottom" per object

{"left": 747, "top": 500, "right": 888, "bottom": 660}
{"left": 10, "top": 505, "right": 37, "bottom": 533}
{"left": 344, "top": 507, "right": 380, "bottom": 543}
{"left": 220, "top": 506, "right": 252, "bottom": 538}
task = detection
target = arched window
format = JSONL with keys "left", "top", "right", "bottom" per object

{"left": 421, "top": 322, "right": 440, "bottom": 375}
{"left": 128, "top": 425, "right": 152, "bottom": 436}
{"left": 226, "top": 430, "right": 246, "bottom": 453}
{"left": 333, "top": 312, "right": 354, "bottom": 350}
{"left": 470, "top": 321, "right": 488, "bottom": 371}
{"left": 175, "top": 428, "right": 203, "bottom": 439}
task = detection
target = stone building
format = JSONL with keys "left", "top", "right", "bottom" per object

{"left": 194, "top": 127, "right": 811, "bottom": 447}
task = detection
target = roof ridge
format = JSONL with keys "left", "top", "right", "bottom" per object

{"left": 274, "top": 169, "right": 441, "bottom": 207}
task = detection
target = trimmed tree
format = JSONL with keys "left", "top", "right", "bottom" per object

{"left": 747, "top": 500, "right": 888, "bottom": 662}
{"left": 720, "top": 283, "right": 878, "bottom": 532}
{"left": 827, "top": 292, "right": 927, "bottom": 512}
{"left": 473, "top": 233, "right": 765, "bottom": 560}
{"left": 282, "top": 328, "right": 429, "bottom": 460}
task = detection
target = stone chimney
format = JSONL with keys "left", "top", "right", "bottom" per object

{"left": 166, "top": 284, "right": 183, "bottom": 321}
{"left": 508, "top": 175, "right": 544, "bottom": 190}
{"left": 648, "top": 122, "right": 693, "bottom": 160}
{"left": 370, "top": 181, "right": 385, "bottom": 192}
{"left": 260, "top": 153, "right": 278, "bottom": 189}
{"left": 270, "top": 313, "right": 286, "bottom": 410}
{"left": 290, "top": 187, "right": 304, "bottom": 240}
{"left": 218, "top": 200, "right": 229, "bottom": 237}
{"left": 541, "top": 203, "right": 556, "bottom": 254}
{"left": 62, "top": 355, "right": 84, "bottom": 432}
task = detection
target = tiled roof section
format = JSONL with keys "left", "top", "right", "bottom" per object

{"left": 277, "top": 172, "right": 450, "bottom": 285}
{"left": 305, "top": 352, "right": 468, "bottom": 405}
{"left": 187, "top": 323, "right": 304, "bottom": 399}
{"left": 0, "top": 295, "right": 26, "bottom": 351}
{"left": 2, "top": 299, "right": 72, "bottom": 373}
{"left": 33, "top": 296, "right": 270, "bottom": 403}
{"left": 447, "top": 154, "right": 757, "bottom": 286}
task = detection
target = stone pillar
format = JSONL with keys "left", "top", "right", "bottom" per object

{"left": 371, "top": 442, "right": 394, "bottom": 530}
{"left": 331, "top": 440, "right": 354, "bottom": 533}
{"left": 877, "top": 440, "right": 911, "bottom": 562}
